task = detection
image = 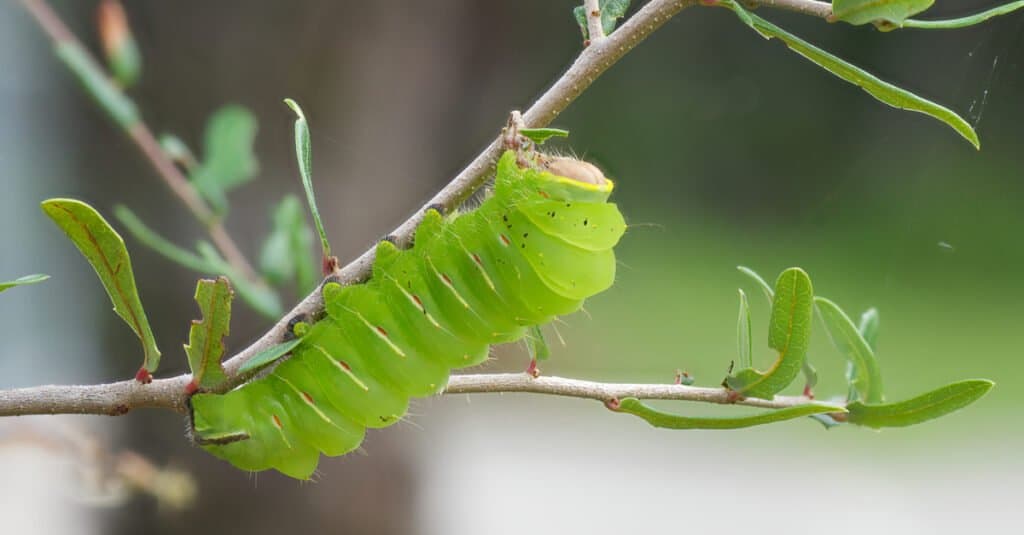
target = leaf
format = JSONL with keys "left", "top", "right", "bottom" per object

{"left": 573, "top": 0, "right": 632, "bottom": 39}
{"left": 726, "top": 268, "right": 814, "bottom": 398}
{"left": 815, "top": 297, "right": 885, "bottom": 404}
{"left": 184, "top": 277, "right": 233, "bottom": 390}
{"left": 858, "top": 307, "right": 880, "bottom": 353}
{"left": 97, "top": 0, "right": 142, "bottom": 88}
{"left": 260, "top": 195, "right": 318, "bottom": 292}
{"left": 237, "top": 339, "right": 303, "bottom": 375}
{"left": 832, "top": 0, "right": 934, "bottom": 26}
{"left": 190, "top": 105, "right": 259, "bottom": 213}
{"left": 614, "top": 398, "right": 845, "bottom": 429}
{"left": 55, "top": 42, "right": 138, "bottom": 129}
{"left": 900, "top": 1, "right": 1024, "bottom": 30}
{"left": 526, "top": 325, "right": 552, "bottom": 362}
{"left": 716, "top": 0, "right": 979, "bottom": 149}
{"left": 115, "top": 206, "right": 215, "bottom": 272}
{"left": 736, "top": 289, "right": 752, "bottom": 370}
{"left": 520, "top": 128, "right": 570, "bottom": 144}
{"left": 0, "top": 274, "right": 50, "bottom": 293}
{"left": 196, "top": 241, "right": 282, "bottom": 319}
{"left": 42, "top": 198, "right": 161, "bottom": 376}
{"left": 284, "top": 99, "right": 332, "bottom": 265}
{"left": 158, "top": 134, "right": 197, "bottom": 171}
{"left": 846, "top": 380, "right": 993, "bottom": 428}
{"left": 737, "top": 265, "right": 774, "bottom": 301}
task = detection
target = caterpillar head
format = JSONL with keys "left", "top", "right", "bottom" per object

{"left": 540, "top": 156, "right": 608, "bottom": 187}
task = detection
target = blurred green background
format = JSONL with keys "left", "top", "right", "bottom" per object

{"left": 0, "top": 1, "right": 1021, "bottom": 534}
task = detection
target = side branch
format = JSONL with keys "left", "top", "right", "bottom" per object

{"left": 0, "top": 373, "right": 817, "bottom": 417}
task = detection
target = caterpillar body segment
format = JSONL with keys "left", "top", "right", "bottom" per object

{"left": 190, "top": 150, "right": 625, "bottom": 478}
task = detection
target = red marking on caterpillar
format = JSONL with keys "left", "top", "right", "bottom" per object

{"left": 499, "top": 234, "right": 511, "bottom": 246}
{"left": 537, "top": 190, "right": 550, "bottom": 199}
{"left": 301, "top": 391, "right": 314, "bottom": 404}
{"left": 376, "top": 326, "right": 389, "bottom": 337}
{"left": 441, "top": 273, "right": 453, "bottom": 285}
{"left": 472, "top": 253, "right": 484, "bottom": 267}
{"left": 339, "top": 360, "right": 352, "bottom": 371}
{"left": 412, "top": 294, "right": 424, "bottom": 308}
{"left": 272, "top": 414, "right": 283, "bottom": 428}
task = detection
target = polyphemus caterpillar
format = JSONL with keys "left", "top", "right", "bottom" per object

{"left": 190, "top": 150, "right": 626, "bottom": 478}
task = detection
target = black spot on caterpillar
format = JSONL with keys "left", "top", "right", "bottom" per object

{"left": 189, "top": 150, "right": 626, "bottom": 478}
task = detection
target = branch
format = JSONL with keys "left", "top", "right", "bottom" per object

{"left": 1, "top": 0, "right": 837, "bottom": 417}
{"left": 741, "top": 0, "right": 832, "bottom": 20}
{"left": 19, "top": 0, "right": 264, "bottom": 285}
{"left": 0, "top": 373, "right": 818, "bottom": 417}
{"left": 584, "top": 0, "right": 607, "bottom": 41}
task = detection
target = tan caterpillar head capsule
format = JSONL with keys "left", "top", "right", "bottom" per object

{"left": 541, "top": 156, "right": 608, "bottom": 186}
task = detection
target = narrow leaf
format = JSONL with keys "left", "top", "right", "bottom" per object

{"left": 115, "top": 206, "right": 215, "bottom": 273}
{"left": 42, "top": 198, "right": 161, "bottom": 376}
{"left": 736, "top": 289, "right": 752, "bottom": 370}
{"left": 573, "top": 0, "right": 632, "bottom": 39}
{"left": 858, "top": 307, "right": 880, "bottom": 353}
{"left": 520, "top": 127, "right": 570, "bottom": 144}
{"left": 901, "top": 1, "right": 1024, "bottom": 30}
{"left": 614, "top": 398, "right": 845, "bottom": 429}
{"left": 196, "top": 242, "right": 282, "bottom": 318}
{"left": 846, "top": 380, "right": 993, "bottom": 428}
{"left": 184, "top": 277, "right": 233, "bottom": 390}
{"left": 0, "top": 274, "right": 50, "bottom": 293}
{"left": 526, "top": 325, "right": 552, "bottom": 362}
{"left": 816, "top": 297, "right": 885, "bottom": 403}
{"left": 717, "top": 1, "right": 979, "bottom": 149}
{"left": 832, "top": 0, "right": 934, "bottom": 26}
{"left": 55, "top": 42, "right": 138, "bottom": 129}
{"left": 726, "top": 268, "right": 814, "bottom": 398}
{"left": 259, "top": 195, "right": 317, "bottom": 293}
{"left": 190, "top": 105, "right": 259, "bottom": 214}
{"left": 237, "top": 339, "right": 303, "bottom": 375}
{"left": 283, "top": 99, "right": 332, "bottom": 267}
{"left": 737, "top": 265, "right": 774, "bottom": 301}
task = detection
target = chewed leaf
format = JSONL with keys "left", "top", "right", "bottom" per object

{"left": 185, "top": 277, "right": 233, "bottom": 390}
{"left": 900, "top": 1, "right": 1024, "bottom": 30}
{"left": 42, "top": 199, "right": 161, "bottom": 377}
{"left": 816, "top": 297, "right": 884, "bottom": 404}
{"left": 716, "top": 0, "right": 979, "bottom": 149}
{"left": 726, "top": 268, "right": 814, "bottom": 399}
{"left": 237, "top": 339, "right": 303, "bottom": 375}
{"left": 520, "top": 128, "right": 569, "bottom": 144}
{"left": 190, "top": 105, "right": 259, "bottom": 214}
{"left": 284, "top": 99, "right": 332, "bottom": 267}
{"left": 614, "top": 398, "right": 845, "bottom": 429}
{"left": 846, "top": 380, "right": 993, "bottom": 428}
{"left": 0, "top": 274, "right": 50, "bottom": 293}
{"left": 832, "top": 0, "right": 934, "bottom": 26}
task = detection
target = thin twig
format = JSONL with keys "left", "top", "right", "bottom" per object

{"left": 740, "top": 0, "right": 832, "bottom": 19}
{"left": 2, "top": 0, "right": 838, "bottom": 418}
{"left": 0, "top": 373, "right": 819, "bottom": 417}
{"left": 19, "top": 0, "right": 263, "bottom": 284}
{"left": 584, "top": 0, "right": 606, "bottom": 41}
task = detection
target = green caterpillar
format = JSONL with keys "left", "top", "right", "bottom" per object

{"left": 190, "top": 150, "right": 626, "bottom": 479}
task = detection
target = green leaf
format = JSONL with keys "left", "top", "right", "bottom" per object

{"left": 832, "top": 0, "right": 934, "bottom": 26}
{"left": 815, "top": 297, "right": 885, "bottom": 404}
{"left": 190, "top": 105, "right": 259, "bottom": 214}
{"left": 526, "top": 325, "right": 552, "bottom": 362}
{"left": 726, "top": 268, "right": 814, "bottom": 398}
{"left": 284, "top": 99, "right": 332, "bottom": 265}
{"left": 736, "top": 289, "right": 752, "bottom": 370}
{"left": 573, "top": 0, "right": 632, "bottom": 40}
{"left": 158, "top": 134, "right": 197, "bottom": 171}
{"left": 717, "top": 0, "right": 979, "bottom": 149}
{"left": 846, "top": 380, "right": 993, "bottom": 428}
{"left": 237, "top": 339, "right": 303, "bottom": 375}
{"left": 184, "top": 277, "right": 233, "bottom": 390}
{"left": 0, "top": 274, "right": 50, "bottom": 293}
{"left": 737, "top": 265, "right": 773, "bottom": 301}
{"left": 42, "top": 198, "right": 161, "bottom": 376}
{"left": 858, "top": 307, "right": 880, "bottom": 353}
{"left": 614, "top": 398, "right": 845, "bottom": 429}
{"left": 259, "top": 195, "right": 318, "bottom": 293}
{"left": 519, "top": 128, "right": 570, "bottom": 144}
{"left": 900, "top": 1, "right": 1024, "bottom": 30}
{"left": 97, "top": 0, "right": 142, "bottom": 88}
{"left": 115, "top": 206, "right": 214, "bottom": 272}
{"left": 196, "top": 241, "right": 282, "bottom": 319}
{"left": 55, "top": 42, "right": 138, "bottom": 130}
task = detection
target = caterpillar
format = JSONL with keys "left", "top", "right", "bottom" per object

{"left": 190, "top": 149, "right": 626, "bottom": 479}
